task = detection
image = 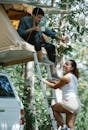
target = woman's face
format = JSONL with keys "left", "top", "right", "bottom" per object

{"left": 63, "top": 60, "right": 73, "bottom": 73}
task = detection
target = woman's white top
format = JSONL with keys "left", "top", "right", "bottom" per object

{"left": 61, "top": 73, "right": 78, "bottom": 99}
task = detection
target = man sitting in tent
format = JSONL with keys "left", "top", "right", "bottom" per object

{"left": 17, "top": 7, "right": 66, "bottom": 78}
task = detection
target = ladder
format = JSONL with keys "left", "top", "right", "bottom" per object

{"left": 33, "top": 52, "right": 58, "bottom": 130}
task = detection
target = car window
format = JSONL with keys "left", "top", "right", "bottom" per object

{"left": 0, "top": 75, "right": 15, "bottom": 97}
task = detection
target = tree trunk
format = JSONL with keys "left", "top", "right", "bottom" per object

{"left": 24, "top": 62, "right": 38, "bottom": 130}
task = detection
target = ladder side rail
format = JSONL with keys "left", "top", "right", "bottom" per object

{"left": 46, "top": 65, "right": 58, "bottom": 104}
{"left": 33, "top": 52, "right": 50, "bottom": 113}
{"left": 33, "top": 52, "right": 58, "bottom": 130}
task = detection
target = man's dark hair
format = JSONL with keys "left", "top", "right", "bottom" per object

{"left": 32, "top": 7, "right": 44, "bottom": 16}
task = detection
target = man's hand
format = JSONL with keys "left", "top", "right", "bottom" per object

{"left": 34, "top": 26, "right": 41, "bottom": 31}
{"left": 56, "top": 35, "right": 69, "bottom": 43}
{"left": 26, "top": 26, "right": 41, "bottom": 33}
{"left": 60, "top": 36, "right": 69, "bottom": 43}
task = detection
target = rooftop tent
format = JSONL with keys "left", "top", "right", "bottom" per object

{"left": 0, "top": 0, "right": 37, "bottom": 4}
{"left": 0, "top": 5, "right": 35, "bottom": 66}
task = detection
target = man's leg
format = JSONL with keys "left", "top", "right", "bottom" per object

{"left": 41, "top": 42, "right": 59, "bottom": 78}
{"left": 42, "top": 42, "right": 56, "bottom": 63}
{"left": 29, "top": 32, "right": 44, "bottom": 61}
{"left": 37, "top": 50, "right": 43, "bottom": 61}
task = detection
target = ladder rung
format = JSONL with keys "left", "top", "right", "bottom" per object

{"left": 48, "top": 97, "right": 56, "bottom": 99}
{"left": 38, "top": 62, "right": 54, "bottom": 65}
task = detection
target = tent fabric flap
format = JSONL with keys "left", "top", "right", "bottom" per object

{"left": 0, "top": 5, "right": 35, "bottom": 66}
{"left": 0, "top": 0, "right": 37, "bottom": 4}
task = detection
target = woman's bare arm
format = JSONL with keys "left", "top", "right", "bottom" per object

{"left": 43, "top": 75, "right": 70, "bottom": 89}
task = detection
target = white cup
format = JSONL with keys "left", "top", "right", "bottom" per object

{"left": 41, "top": 26, "right": 45, "bottom": 32}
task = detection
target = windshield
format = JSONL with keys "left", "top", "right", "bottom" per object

{"left": 0, "top": 75, "right": 15, "bottom": 97}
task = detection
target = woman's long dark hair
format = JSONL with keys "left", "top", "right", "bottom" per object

{"left": 70, "top": 60, "right": 79, "bottom": 79}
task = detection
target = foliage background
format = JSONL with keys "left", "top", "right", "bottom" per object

{"left": 0, "top": 0, "right": 88, "bottom": 129}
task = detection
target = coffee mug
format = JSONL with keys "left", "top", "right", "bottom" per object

{"left": 41, "top": 26, "right": 45, "bottom": 32}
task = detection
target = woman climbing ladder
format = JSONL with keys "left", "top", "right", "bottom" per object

{"left": 43, "top": 60, "right": 81, "bottom": 130}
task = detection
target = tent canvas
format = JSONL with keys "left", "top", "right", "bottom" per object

{"left": 0, "top": 0, "right": 37, "bottom": 4}
{"left": 0, "top": 5, "right": 35, "bottom": 66}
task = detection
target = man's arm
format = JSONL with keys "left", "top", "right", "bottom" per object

{"left": 44, "top": 28, "right": 69, "bottom": 43}
{"left": 26, "top": 26, "right": 41, "bottom": 33}
{"left": 17, "top": 17, "right": 28, "bottom": 38}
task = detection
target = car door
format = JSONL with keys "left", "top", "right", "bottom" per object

{"left": 0, "top": 74, "right": 24, "bottom": 130}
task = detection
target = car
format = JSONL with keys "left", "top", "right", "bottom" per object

{"left": 0, "top": 72, "right": 25, "bottom": 130}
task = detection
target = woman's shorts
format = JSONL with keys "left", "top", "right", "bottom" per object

{"left": 60, "top": 96, "right": 81, "bottom": 113}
